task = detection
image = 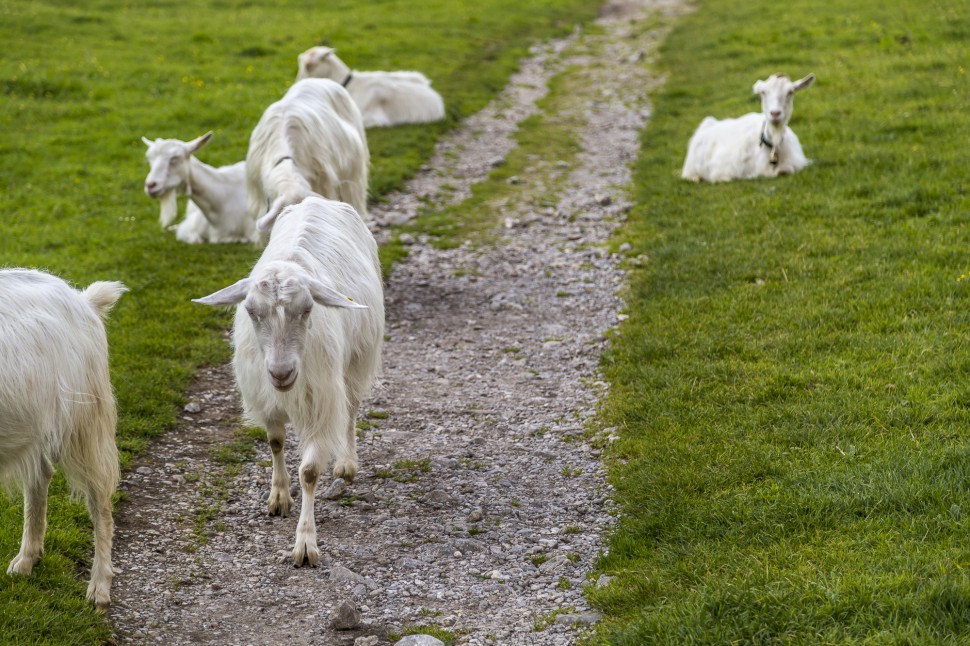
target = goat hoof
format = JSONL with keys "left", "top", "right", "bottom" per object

{"left": 292, "top": 543, "right": 320, "bottom": 568}
{"left": 332, "top": 460, "right": 357, "bottom": 483}
{"left": 86, "top": 585, "right": 111, "bottom": 610}
{"left": 267, "top": 491, "right": 292, "bottom": 517}
{"left": 7, "top": 555, "right": 36, "bottom": 576}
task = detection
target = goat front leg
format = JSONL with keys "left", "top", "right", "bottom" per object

{"left": 8, "top": 455, "right": 54, "bottom": 576}
{"left": 265, "top": 421, "right": 292, "bottom": 516}
{"left": 332, "top": 397, "right": 360, "bottom": 483}
{"left": 293, "top": 445, "right": 323, "bottom": 567}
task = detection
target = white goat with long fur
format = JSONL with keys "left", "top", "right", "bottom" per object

{"left": 142, "top": 132, "right": 256, "bottom": 244}
{"left": 247, "top": 78, "right": 368, "bottom": 230}
{"left": 296, "top": 46, "right": 445, "bottom": 128}
{"left": 0, "top": 269, "right": 125, "bottom": 608}
{"left": 682, "top": 73, "right": 815, "bottom": 183}
{"left": 194, "top": 195, "right": 383, "bottom": 567}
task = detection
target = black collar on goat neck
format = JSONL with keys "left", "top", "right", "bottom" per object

{"left": 273, "top": 156, "right": 294, "bottom": 168}
{"left": 341, "top": 72, "right": 354, "bottom": 88}
{"left": 759, "top": 121, "right": 779, "bottom": 166}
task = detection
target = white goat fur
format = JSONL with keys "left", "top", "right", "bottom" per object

{"left": 0, "top": 269, "right": 125, "bottom": 607}
{"left": 682, "top": 73, "right": 815, "bottom": 183}
{"left": 142, "top": 133, "right": 257, "bottom": 244}
{"left": 194, "top": 196, "right": 383, "bottom": 567}
{"left": 247, "top": 79, "right": 368, "bottom": 230}
{"left": 296, "top": 46, "right": 445, "bottom": 128}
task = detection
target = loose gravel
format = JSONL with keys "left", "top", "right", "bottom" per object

{"left": 107, "top": 1, "right": 687, "bottom": 643}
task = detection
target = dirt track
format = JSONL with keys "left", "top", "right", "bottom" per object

{"left": 107, "top": 2, "right": 687, "bottom": 643}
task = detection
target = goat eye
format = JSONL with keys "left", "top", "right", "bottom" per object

{"left": 301, "top": 307, "right": 312, "bottom": 319}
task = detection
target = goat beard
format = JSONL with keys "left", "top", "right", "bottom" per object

{"left": 158, "top": 189, "right": 179, "bottom": 228}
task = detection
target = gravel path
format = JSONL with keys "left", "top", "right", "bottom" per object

{"left": 107, "top": 1, "right": 685, "bottom": 643}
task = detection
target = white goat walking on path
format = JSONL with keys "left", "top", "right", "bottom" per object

{"left": 142, "top": 132, "right": 256, "bottom": 244}
{"left": 194, "top": 196, "right": 383, "bottom": 567}
{"left": 681, "top": 73, "right": 815, "bottom": 183}
{"left": 296, "top": 46, "right": 445, "bottom": 128}
{"left": 247, "top": 78, "right": 368, "bottom": 232}
{"left": 0, "top": 269, "right": 126, "bottom": 607}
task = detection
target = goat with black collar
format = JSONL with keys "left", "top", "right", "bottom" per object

{"left": 682, "top": 73, "right": 815, "bottom": 183}
{"left": 296, "top": 46, "right": 445, "bottom": 128}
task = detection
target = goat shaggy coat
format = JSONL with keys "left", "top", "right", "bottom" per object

{"left": 194, "top": 196, "right": 383, "bottom": 567}
{"left": 142, "top": 132, "right": 256, "bottom": 244}
{"left": 0, "top": 269, "right": 125, "bottom": 607}
{"left": 682, "top": 73, "right": 815, "bottom": 182}
{"left": 246, "top": 78, "right": 368, "bottom": 228}
{"left": 296, "top": 46, "right": 445, "bottom": 128}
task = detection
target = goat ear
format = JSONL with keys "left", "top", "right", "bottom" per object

{"left": 752, "top": 80, "right": 766, "bottom": 94}
{"left": 793, "top": 73, "right": 815, "bottom": 92}
{"left": 306, "top": 278, "right": 368, "bottom": 309}
{"left": 316, "top": 47, "right": 334, "bottom": 61}
{"left": 257, "top": 196, "right": 289, "bottom": 234}
{"left": 187, "top": 131, "right": 213, "bottom": 153}
{"left": 142, "top": 136, "right": 154, "bottom": 147}
{"left": 193, "top": 278, "right": 251, "bottom": 307}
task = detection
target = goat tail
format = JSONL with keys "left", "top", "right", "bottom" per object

{"left": 83, "top": 282, "right": 128, "bottom": 320}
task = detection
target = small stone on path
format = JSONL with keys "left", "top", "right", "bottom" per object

{"left": 329, "top": 599, "right": 362, "bottom": 630}
{"left": 395, "top": 636, "right": 446, "bottom": 646}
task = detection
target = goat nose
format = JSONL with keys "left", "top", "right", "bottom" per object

{"left": 770, "top": 110, "right": 782, "bottom": 119}
{"left": 146, "top": 181, "right": 157, "bottom": 190}
{"left": 269, "top": 367, "right": 295, "bottom": 385}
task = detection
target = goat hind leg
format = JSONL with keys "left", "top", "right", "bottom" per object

{"left": 7, "top": 455, "right": 54, "bottom": 576}
{"left": 84, "top": 485, "right": 115, "bottom": 608}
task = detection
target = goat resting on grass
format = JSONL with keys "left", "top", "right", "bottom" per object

{"left": 194, "top": 195, "right": 383, "bottom": 567}
{"left": 0, "top": 269, "right": 126, "bottom": 607}
{"left": 247, "top": 78, "right": 369, "bottom": 231}
{"left": 296, "top": 46, "right": 445, "bottom": 128}
{"left": 681, "top": 73, "right": 815, "bottom": 183}
{"left": 142, "top": 132, "right": 256, "bottom": 244}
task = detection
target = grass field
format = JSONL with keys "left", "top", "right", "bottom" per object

{"left": 0, "top": 1, "right": 599, "bottom": 642}
{"left": 590, "top": 0, "right": 970, "bottom": 642}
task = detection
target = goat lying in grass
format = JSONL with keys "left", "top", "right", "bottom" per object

{"left": 247, "top": 78, "right": 369, "bottom": 229}
{"left": 296, "top": 46, "right": 445, "bottom": 128}
{"left": 142, "top": 132, "right": 256, "bottom": 244}
{"left": 0, "top": 269, "right": 126, "bottom": 607}
{"left": 194, "top": 195, "right": 383, "bottom": 567}
{"left": 681, "top": 73, "right": 815, "bottom": 183}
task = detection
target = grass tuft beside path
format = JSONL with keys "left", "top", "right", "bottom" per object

{"left": 591, "top": 0, "right": 970, "bottom": 642}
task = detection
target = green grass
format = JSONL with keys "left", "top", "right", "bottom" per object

{"left": 375, "top": 457, "right": 433, "bottom": 483}
{"left": 590, "top": 0, "right": 970, "bottom": 643}
{"left": 0, "top": 0, "right": 599, "bottom": 641}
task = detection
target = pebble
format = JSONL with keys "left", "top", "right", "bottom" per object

{"left": 322, "top": 478, "right": 348, "bottom": 500}
{"left": 329, "top": 599, "right": 362, "bottom": 630}
{"left": 553, "top": 611, "right": 604, "bottom": 626}
{"left": 331, "top": 566, "right": 366, "bottom": 584}
{"left": 395, "top": 636, "right": 446, "bottom": 646}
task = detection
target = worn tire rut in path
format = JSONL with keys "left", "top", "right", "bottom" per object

{"left": 108, "top": 1, "right": 686, "bottom": 643}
